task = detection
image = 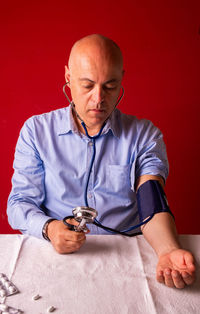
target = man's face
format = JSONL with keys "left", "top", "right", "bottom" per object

{"left": 65, "top": 50, "right": 123, "bottom": 133}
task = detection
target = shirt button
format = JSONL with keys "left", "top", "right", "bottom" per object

{"left": 89, "top": 141, "right": 93, "bottom": 146}
{"left": 88, "top": 193, "right": 93, "bottom": 199}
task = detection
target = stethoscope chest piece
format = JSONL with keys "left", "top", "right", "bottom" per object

{"left": 63, "top": 206, "right": 98, "bottom": 232}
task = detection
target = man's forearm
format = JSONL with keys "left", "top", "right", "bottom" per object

{"left": 141, "top": 212, "right": 181, "bottom": 257}
{"left": 7, "top": 202, "right": 52, "bottom": 239}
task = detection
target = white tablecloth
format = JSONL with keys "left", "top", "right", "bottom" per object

{"left": 0, "top": 234, "right": 199, "bottom": 314}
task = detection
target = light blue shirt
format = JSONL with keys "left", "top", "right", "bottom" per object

{"left": 7, "top": 105, "right": 169, "bottom": 238}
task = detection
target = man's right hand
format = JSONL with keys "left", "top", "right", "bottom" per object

{"left": 47, "top": 219, "right": 88, "bottom": 254}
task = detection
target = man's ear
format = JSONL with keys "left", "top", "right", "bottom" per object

{"left": 64, "top": 65, "right": 70, "bottom": 87}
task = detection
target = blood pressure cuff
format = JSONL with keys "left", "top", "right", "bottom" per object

{"left": 136, "top": 180, "right": 174, "bottom": 222}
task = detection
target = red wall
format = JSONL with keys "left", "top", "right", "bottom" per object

{"left": 0, "top": 1, "right": 199, "bottom": 234}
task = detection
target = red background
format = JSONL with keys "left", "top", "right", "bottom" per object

{"left": 0, "top": 1, "right": 199, "bottom": 234}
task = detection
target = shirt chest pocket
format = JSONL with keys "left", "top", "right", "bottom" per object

{"left": 106, "top": 165, "right": 131, "bottom": 193}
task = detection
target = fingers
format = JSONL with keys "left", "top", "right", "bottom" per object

{"left": 171, "top": 270, "right": 185, "bottom": 289}
{"left": 52, "top": 230, "right": 86, "bottom": 254}
{"left": 184, "top": 252, "right": 196, "bottom": 272}
{"left": 47, "top": 220, "right": 88, "bottom": 254}
{"left": 157, "top": 268, "right": 178, "bottom": 288}
{"left": 181, "top": 271, "right": 195, "bottom": 286}
{"left": 156, "top": 249, "right": 196, "bottom": 289}
{"left": 156, "top": 268, "right": 195, "bottom": 289}
{"left": 64, "top": 228, "right": 86, "bottom": 242}
{"left": 57, "top": 238, "right": 86, "bottom": 254}
{"left": 156, "top": 270, "right": 164, "bottom": 284}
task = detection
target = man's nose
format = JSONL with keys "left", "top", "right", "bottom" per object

{"left": 92, "top": 86, "right": 104, "bottom": 104}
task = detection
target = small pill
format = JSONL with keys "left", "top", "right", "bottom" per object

{"left": 0, "top": 289, "right": 6, "bottom": 297}
{"left": 5, "top": 281, "right": 11, "bottom": 288}
{"left": 47, "top": 306, "right": 56, "bottom": 312}
{"left": 8, "top": 285, "right": 17, "bottom": 294}
{"left": 0, "top": 304, "right": 9, "bottom": 311}
{"left": 32, "top": 294, "right": 41, "bottom": 300}
{"left": 1, "top": 278, "right": 7, "bottom": 284}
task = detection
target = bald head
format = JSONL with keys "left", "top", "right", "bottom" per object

{"left": 68, "top": 34, "right": 123, "bottom": 72}
{"left": 64, "top": 34, "right": 124, "bottom": 134}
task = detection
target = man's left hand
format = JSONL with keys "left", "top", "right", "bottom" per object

{"left": 156, "top": 249, "right": 195, "bottom": 288}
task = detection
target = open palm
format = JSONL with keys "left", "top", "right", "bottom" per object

{"left": 156, "top": 249, "right": 195, "bottom": 288}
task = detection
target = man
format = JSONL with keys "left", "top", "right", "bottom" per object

{"left": 7, "top": 34, "right": 195, "bottom": 289}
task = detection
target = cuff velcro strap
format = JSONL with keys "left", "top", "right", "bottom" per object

{"left": 136, "top": 180, "right": 174, "bottom": 222}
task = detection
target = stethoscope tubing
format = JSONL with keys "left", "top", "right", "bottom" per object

{"left": 63, "top": 84, "right": 154, "bottom": 236}
{"left": 81, "top": 120, "right": 154, "bottom": 236}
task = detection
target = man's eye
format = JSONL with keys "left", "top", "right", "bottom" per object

{"left": 83, "top": 85, "right": 93, "bottom": 89}
{"left": 104, "top": 85, "right": 117, "bottom": 90}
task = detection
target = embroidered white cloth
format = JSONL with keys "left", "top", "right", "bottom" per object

{"left": 0, "top": 234, "right": 199, "bottom": 314}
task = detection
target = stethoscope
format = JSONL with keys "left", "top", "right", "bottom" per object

{"left": 62, "top": 83, "right": 153, "bottom": 236}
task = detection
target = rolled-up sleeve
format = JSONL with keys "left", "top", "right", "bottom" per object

{"left": 135, "top": 120, "right": 169, "bottom": 182}
{"left": 7, "top": 118, "right": 51, "bottom": 238}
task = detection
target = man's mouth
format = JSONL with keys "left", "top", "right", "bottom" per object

{"left": 90, "top": 109, "right": 105, "bottom": 113}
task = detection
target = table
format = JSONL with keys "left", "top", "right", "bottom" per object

{"left": 0, "top": 234, "right": 199, "bottom": 314}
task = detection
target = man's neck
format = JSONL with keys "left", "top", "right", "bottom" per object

{"left": 72, "top": 110, "right": 103, "bottom": 137}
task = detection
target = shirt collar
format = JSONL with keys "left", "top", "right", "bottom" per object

{"left": 57, "top": 104, "right": 79, "bottom": 135}
{"left": 58, "top": 104, "right": 120, "bottom": 138}
{"left": 102, "top": 109, "right": 120, "bottom": 138}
